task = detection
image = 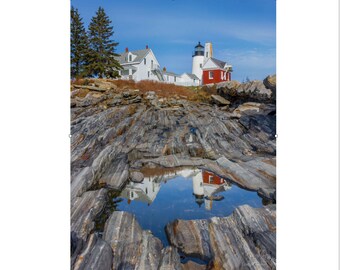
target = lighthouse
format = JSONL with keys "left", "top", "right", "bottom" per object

{"left": 191, "top": 42, "right": 204, "bottom": 81}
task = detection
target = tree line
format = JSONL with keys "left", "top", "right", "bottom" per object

{"left": 71, "top": 6, "right": 122, "bottom": 79}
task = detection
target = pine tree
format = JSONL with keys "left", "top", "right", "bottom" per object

{"left": 71, "top": 6, "right": 89, "bottom": 78}
{"left": 87, "top": 7, "right": 122, "bottom": 78}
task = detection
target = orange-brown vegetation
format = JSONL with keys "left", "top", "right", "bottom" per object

{"left": 71, "top": 78, "right": 217, "bottom": 103}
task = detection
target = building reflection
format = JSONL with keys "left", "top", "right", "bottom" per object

{"left": 192, "top": 170, "right": 231, "bottom": 210}
{"left": 119, "top": 168, "right": 200, "bottom": 205}
{"left": 119, "top": 168, "right": 231, "bottom": 210}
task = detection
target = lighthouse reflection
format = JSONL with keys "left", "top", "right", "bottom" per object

{"left": 119, "top": 168, "right": 231, "bottom": 211}
{"left": 192, "top": 170, "right": 231, "bottom": 210}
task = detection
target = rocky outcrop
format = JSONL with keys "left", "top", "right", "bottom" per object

{"left": 70, "top": 78, "right": 276, "bottom": 269}
{"left": 103, "top": 211, "right": 163, "bottom": 270}
{"left": 71, "top": 189, "right": 108, "bottom": 241}
{"left": 71, "top": 83, "right": 276, "bottom": 198}
{"left": 166, "top": 205, "right": 276, "bottom": 270}
{"left": 72, "top": 233, "right": 113, "bottom": 270}
{"left": 158, "top": 246, "right": 182, "bottom": 270}
{"left": 216, "top": 75, "right": 276, "bottom": 105}
{"left": 129, "top": 170, "right": 144, "bottom": 183}
{"left": 211, "top": 94, "right": 231, "bottom": 106}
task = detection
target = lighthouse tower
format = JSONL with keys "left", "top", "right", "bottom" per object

{"left": 192, "top": 42, "right": 204, "bottom": 81}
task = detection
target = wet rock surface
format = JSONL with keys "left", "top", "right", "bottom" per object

{"left": 166, "top": 205, "right": 276, "bottom": 270}
{"left": 70, "top": 78, "right": 276, "bottom": 269}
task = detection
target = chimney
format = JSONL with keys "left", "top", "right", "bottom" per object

{"left": 163, "top": 67, "right": 166, "bottom": 72}
{"left": 125, "top": 47, "right": 129, "bottom": 52}
{"left": 146, "top": 45, "right": 149, "bottom": 49}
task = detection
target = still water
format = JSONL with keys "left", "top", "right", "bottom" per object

{"left": 110, "top": 167, "right": 263, "bottom": 246}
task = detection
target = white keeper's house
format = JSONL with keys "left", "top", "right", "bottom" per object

{"left": 115, "top": 45, "right": 200, "bottom": 86}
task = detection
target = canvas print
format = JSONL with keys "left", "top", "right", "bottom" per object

{"left": 71, "top": 0, "right": 276, "bottom": 269}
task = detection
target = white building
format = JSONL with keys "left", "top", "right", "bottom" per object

{"left": 115, "top": 46, "right": 200, "bottom": 86}
{"left": 115, "top": 46, "right": 164, "bottom": 81}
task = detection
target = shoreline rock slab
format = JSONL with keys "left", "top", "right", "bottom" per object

{"left": 166, "top": 205, "right": 276, "bottom": 270}
{"left": 72, "top": 233, "right": 113, "bottom": 270}
{"left": 103, "top": 211, "right": 163, "bottom": 270}
{"left": 71, "top": 189, "right": 108, "bottom": 241}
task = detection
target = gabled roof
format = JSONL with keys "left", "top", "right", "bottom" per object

{"left": 163, "top": 71, "right": 178, "bottom": 76}
{"left": 182, "top": 73, "right": 199, "bottom": 80}
{"left": 202, "top": 57, "right": 232, "bottom": 70}
{"left": 210, "top": 58, "right": 227, "bottom": 69}
{"left": 115, "top": 49, "right": 151, "bottom": 64}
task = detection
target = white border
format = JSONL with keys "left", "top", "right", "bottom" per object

{"left": 0, "top": 0, "right": 338, "bottom": 269}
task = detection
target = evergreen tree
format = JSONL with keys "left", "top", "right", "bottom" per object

{"left": 71, "top": 6, "right": 89, "bottom": 78}
{"left": 87, "top": 7, "right": 122, "bottom": 78}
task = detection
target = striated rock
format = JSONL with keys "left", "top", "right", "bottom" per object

{"left": 93, "top": 80, "right": 117, "bottom": 91}
{"left": 181, "top": 261, "right": 207, "bottom": 270}
{"left": 214, "top": 156, "right": 276, "bottom": 191}
{"left": 72, "top": 233, "right": 113, "bottom": 270}
{"left": 216, "top": 80, "right": 274, "bottom": 104}
{"left": 211, "top": 95, "right": 231, "bottom": 106}
{"left": 129, "top": 170, "right": 144, "bottom": 183}
{"left": 263, "top": 75, "right": 276, "bottom": 91}
{"left": 232, "top": 102, "right": 262, "bottom": 118}
{"left": 98, "top": 154, "right": 129, "bottom": 190}
{"left": 71, "top": 189, "right": 108, "bottom": 241}
{"left": 73, "top": 84, "right": 108, "bottom": 92}
{"left": 103, "top": 211, "right": 163, "bottom": 270}
{"left": 70, "top": 78, "right": 276, "bottom": 269}
{"left": 158, "top": 246, "right": 182, "bottom": 270}
{"left": 166, "top": 205, "right": 276, "bottom": 270}
{"left": 258, "top": 188, "right": 276, "bottom": 202}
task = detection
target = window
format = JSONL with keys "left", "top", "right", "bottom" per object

{"left": 174, "top": 76, "right": 176, "bottom": 82}
{"left": 129, "top": 55, "right": 132, "bottom": 62}
{"left": 209, "top": 71, "right": 214, "bottom": 79}
{"left": 148, "top": 71, "right": 150, "bottom": 78}
{"left": 200, "top": 63, "right": 202, "bottom": 68}
{"left": 206, "top": 52, "right": 208, "bottom": 57}
{"left": 144, "top": 58, "right": 146, "bottom": 65}
{"left": 151, "top": 60, "right": 154, "bottom": 69}
{"left": 209, "top": 175, "right": 214, "bottom": 183}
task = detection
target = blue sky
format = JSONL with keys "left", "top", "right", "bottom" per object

{"left": 71, "top": 0, "right": 276, "bottom": 81}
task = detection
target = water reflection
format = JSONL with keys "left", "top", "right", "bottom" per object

{"left": 120, "top": 168, "right": 200, "bottom": 205}
{"left": 120, "top": 168, "right": 237, "bottom": 211}
{"left": 111, "top": 167, "right": 262, "bottom": 245}
{"left": 192, "top": 171, "right": 232, "bottom": 210}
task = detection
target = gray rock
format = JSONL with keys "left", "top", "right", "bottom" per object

{"left": 158, "top": 247, "right": 182, "bottom": 270}
{"left": 73, "top": 84, "right": 108, "bottom": 92}
{"left": 98, "top": 154, "right": 129, "bottom": 190}
{"left": 103, "top": 211, "right": 163, "bottom": 270}
{"left": 181, "top": 261, "right": 207, "bottom": 270}
{"left": 129, "top": 171, "right": 144, "bottom": 183}
{"left": 166, "top": 205, "right": 276, "bottom": 270}
{"left": 72, "top": 233, "right": 113, "bottom": 270}
{"left": 71, "top": 189, "right": 108, "bottom": 241}
{"left": 211, "top": 94, "right": 231, "bottom": 106}
{"left": 257, "top": 188, "right": 276, "bottom": 202}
